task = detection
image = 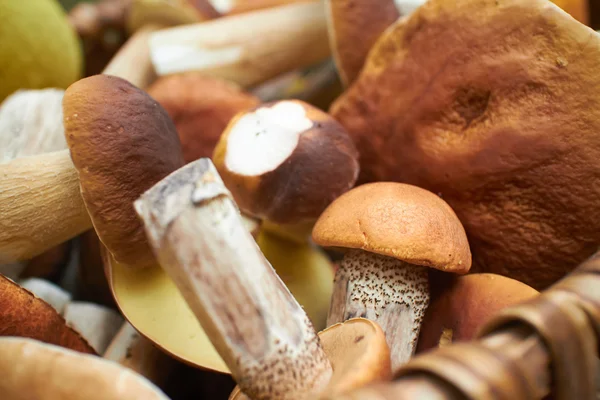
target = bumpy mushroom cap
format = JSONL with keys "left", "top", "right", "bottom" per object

{"left": 213, "top": 99, "right": 359, "bottom": 225}
{"left": 63, "top": 75, "right": 184, "bottom": 269}
{"left": 325, "top": 0, "right": 400, "bottom": 86}
{"left": 0, "top": 275, "right": 95, "bottom": 354}
{"left": 229, "top": 318, "right": 392, "bottom": 399}
{"left": 147, "top": 72, "right": 260, "bottom": 163}
{"left": 329, "top": 0, "right": 600, "bottom": 289}
{"left": 0, "top": 337, "right": 169, "bottom": 400}
{"left": 417, "top": 273, "right": 539, "bottom": 352}
{"left": 313, "top": 182, "right": 471, "bottom": 273}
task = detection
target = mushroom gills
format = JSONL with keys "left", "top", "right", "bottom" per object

{"left": 328, "top": 249, "right": 429, "bottom": 369}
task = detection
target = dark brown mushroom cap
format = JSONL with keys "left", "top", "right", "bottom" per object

{"left": 63, "top": 75, "right": 184, "bottom": 269}
{"left": 325, "top": 0, "right": 400, "bottom": 86}
{"left": 417, "top": 273, "right": 539, "bottom": 352}
{"left": 213, "top": 100, "right": 359, "bottom": 225}
{"left": 312, "top": 182, "right": 471, "bottom": 273}
{"left": 329, "top": 0, "right": 600, "bottom": 289}
{"left": 147, "top": 72, "right": 260, "bottom": 163}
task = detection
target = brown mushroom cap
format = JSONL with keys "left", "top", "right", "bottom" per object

{"left": 329, "top": 0, "right": 600, "bottom": 289}
{"left": 417, "top": 273, "right": 539, "bottom": 353}
{"left": 551, "top": 0, "right": 589, "bottom": 24}
{"left": 229, "top": 318, "right": 391, "bottom": 399}
{"left": 63, "top": 75, "right": 184, "bottom": 269}
{"left": 0, "top": 275, "right": 95, "bottom": 354}
{"left": 147, "top": 72, "right": 260, "bottom": 163}
{"left": 0, "top": 337, "right": 169, "bottom": 400}
{"left": 325, "top": 0, "right": 400, "bottom": 86}
{"left": 213, "top": 99, "right": 359, "bottom": 225}
{"left": 313, "top": 182, "right": 471, "bottom": 273}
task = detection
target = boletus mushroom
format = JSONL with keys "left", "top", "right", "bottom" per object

{"left": 135, "top": 158, "right": 392, "bottom": 399}
{"left": 417, "top": 273, "right": 539, "bottom": 352}
{"left": 0, "top": 337, "right": 168, "bottom": 399}
{"left": 213, "top": 99, "right": 359, "bottom": 242}
{"left": 312, "top": 182, "right": 471, "bottom": 371}
{"left": 329, "top": 0, "right": 600, "bottom": 290}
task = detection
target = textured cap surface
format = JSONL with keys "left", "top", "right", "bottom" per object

{"left": 313, "top": 182, "right": 471, "bottom": 273}
{"left": 64, "top": 75, "right": 184, "bottom": 269}
{"left": 330, "top": 0, "right": 600, "bottom": 288}
{"left": 147, "top": 72, "right": 260, "bottom": 163}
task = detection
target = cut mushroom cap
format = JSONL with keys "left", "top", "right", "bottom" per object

{"left": 63, "top": 74, "right": 184, "bottom": 269}
{"left": 325, "top": 0, "right": 400, "bottom": 86}
{"left": 313, "top": 182, "right": 471, "bottom": 371}
{"left": 0, "top": 275, "right": 95, "bottom": 354}
{"left": 329, "top": 0, "right": 600, "bottom": 290}
{"left": 147, "top": 72, "right": 260, "bottom": 163}
{"left": 229, "top": 318, "right": 392, "bottom": 399}
{"left": 0, "top": 337, "right": 169, "bottom": 400}
{"left": 417, "top": 273, "right": 539, "bottom": 353}
{"left": 213, "top": 99, "right": 359, "bottom": 227}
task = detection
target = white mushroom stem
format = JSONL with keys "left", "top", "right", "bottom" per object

{"left": 19, "top": 278, "right": 72, "bottom": 315}
{"left": 104, "top": 322, "right": 175, "bottom": 387}
{"left": 135, "top": 158, "right": 332, "bottom": 400}
{"left": 63, "top": 302, "right": 124, "bottom": 354}
{"left": 327, "top": 250, "right": 429, "bottom": 372}
{"left": 149, "top": 1, "right": 331, "bottom": 88}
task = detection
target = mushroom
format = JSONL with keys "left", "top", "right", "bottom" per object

{"left": 312, "top": 182, "right": 471, "bottom": 371}
{"left": 0, "top": 89, "right": 72, "bottom": 281}
{"left": 212, "top": 99, "right": 359, "bottom": 242}
{"left": 416, "top": 273, "right": 539, "bottom": 352}
{"left": 329, "top": 0, "right": 600, "bottom": 290}
{"left": 0, "top": 337, "right": 168, "bottom": 399}
{"left": 146, "top": 72, "right": 260, "bottom": 163}
{"left": 210, "top": 0, "right": 310, "bottom": 16}
{"left": 325, "top": 0, "right": 400, "bottom": 86}
{"left": 0, "top": 275, "right": 95, "bottom": 354}
{"left": 135, "top": 157, "right": 391, "bottom": 399}
{"left": 149, "top": 1, "right": 332, "bottom": 87}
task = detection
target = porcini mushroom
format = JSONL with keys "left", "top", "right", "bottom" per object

{"left": 0, "top": 337, "right": 169, "bottom": 399}
{"left": 416, "top": 273, "right": 539, "bottom": 352}
{"left": 146, "top": 72, "right": 260, "bottom": 163}
{"left": 0, "top": 275, "right": 95, "bottom": 354}
{"left": 212, "top": 99, "right": 359, "bottom": 241}
{"left": 312, "top": 182, "right": 471, "bottom": 371}
{"left": 63, "top": 302, "right": 124, "bottom": 354}
{"left": 329, "top": 0, "right": 600, "bottom": 290}
{"left": 18, "top": 278, "right": 71, "bottom": 314}
{"left": 135, "top": 157, "right": 391, "bottom": 399}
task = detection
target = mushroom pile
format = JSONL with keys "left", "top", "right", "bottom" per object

{"left": 0, "top": 0, "right": 598, "bottom": 398}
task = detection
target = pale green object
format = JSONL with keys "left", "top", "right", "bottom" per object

{"left": 0, "top": 0, "right": 83, "bottom": 101}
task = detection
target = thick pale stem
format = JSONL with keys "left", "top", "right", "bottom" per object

{"left": 135, "top": 158, "right": 332, "bottom": 400}
{"left": 149, "top": 1, "right": 331, "bottom": 88}
{"left": 327, "top": 250, "right": 429, "bottom": 372}
{"left": 0, "top": 150, "right": 91, "bottom": 263}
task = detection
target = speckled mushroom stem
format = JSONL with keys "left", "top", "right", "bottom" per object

{"left": 327, "top": 250, "right": 429, "bottom": 372}
{"left": 135, "top": 159, "right": 332, "bottom": 400}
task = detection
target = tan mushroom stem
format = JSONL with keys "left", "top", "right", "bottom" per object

{"left": 329, "top": 250, "right": 428, "bottom": 372}
{"left": 149, "top": 1, "right": 331, "bottom": 88}
{"left": 134, "top": 158, "right": 332, "bottom": 400}
{"left": 63, "top": 302, "right": 124, "bottom": 354}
